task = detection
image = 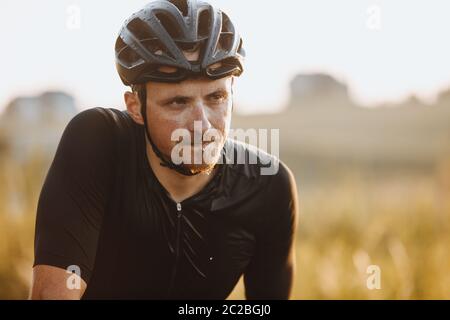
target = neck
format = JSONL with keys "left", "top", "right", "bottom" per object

{"left": 146, "top": 140, "right": 218, "bottom": 204}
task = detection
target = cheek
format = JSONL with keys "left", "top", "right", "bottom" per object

{"left": 210, "top": 103, "right": 232, "bottom": 132}
{"left": 220, "top": 107, "right": 233, "bottom": 139}
{"left": 146, "top": 108, "right": 180, "bottom": 149}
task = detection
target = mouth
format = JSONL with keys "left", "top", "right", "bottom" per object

{"left": 190, "top": 142, "right": 214, "bottom": 150}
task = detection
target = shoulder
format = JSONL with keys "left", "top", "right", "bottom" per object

{"left": 63, "top": 107, "right": 136, "bottom": 145}
{"left": 218, "top": 138, "right": 298, "bottom": 207}
{"left": 221, "top": 139, "right": 298, "bottom": 235}
{"left": 54, "top": 107, "right": 137, "bottom": 166}
{"left": 223, "top": 138, "right": 295, "bottom": 186}
{"left": 67, "top": 107, "right": 131, "bottom": 131}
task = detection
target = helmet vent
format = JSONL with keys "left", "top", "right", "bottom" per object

{"left": 218, "top": 33, "right": 233, "bottom": 52}
{"left": 220, "top": 12, "right": 232, "bottom": 33}
{"left": 237, "top": 38, "right": 243, "bottom": 54}
{"left": 142, "top": 38, "right": 175, "bottom": 59}
{"left": 198, "top": 9, "right": 211, "bottom": 38}
{"left": 155, "top": 12, "right": 182, "bottom": 39}
{"left": 127, "top": 18, "right": 156, "bottom": 41}
{"left": 168, "top": 0, "right": 189, "bottom": 17}
{"left": 119, "top": 47, "right": 143, "bottom": 67}
{"left": 115, "top": 36, "right": 127, "bottom": 53}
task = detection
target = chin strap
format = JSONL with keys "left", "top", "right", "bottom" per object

{"left": 138, "top": 88, "right": 201, "bottom": 177}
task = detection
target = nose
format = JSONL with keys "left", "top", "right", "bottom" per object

{"left": 187, "top": 101, "right": 212, "bottom": 136}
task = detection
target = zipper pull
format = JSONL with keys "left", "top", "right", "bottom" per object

{"left": 176, "top": 202, "right": 182, "bottom": 212}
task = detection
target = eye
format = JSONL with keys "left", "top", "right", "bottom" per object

{"left": 209, "top": 92, "right": 227, "bottom": 103}
{"left": 168, "top": 98, "right": 189, "bottom": 107}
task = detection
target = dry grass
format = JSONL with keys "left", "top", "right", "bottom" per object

{"left": 229, "top": 166, "right": 450, "bottom": 300}
{"left": 1, "top": 155, "right": 450, "bottom": 299}
{"left": 0, "top": 155, "right": 43, "bottom": 299}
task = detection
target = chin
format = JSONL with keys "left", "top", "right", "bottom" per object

{"left": 182, "top": 162, "right": 217, "bottom": 175}
{"left": 163, "top": 139, "right": 224, "bottom": 175}
{"left": 181, "top": 142, "right": 223, "bottom": 174}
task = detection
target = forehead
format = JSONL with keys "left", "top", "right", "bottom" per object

{"left": 145, "top": 76, "right": 233, "bottom": 99}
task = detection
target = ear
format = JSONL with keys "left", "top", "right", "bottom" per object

{"left": 124, "top": 91, "right": 144, "bottom": 125}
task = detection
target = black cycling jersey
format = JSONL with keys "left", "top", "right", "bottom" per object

{"left": 33, "top": 107, "right": 298, "bottom": 300}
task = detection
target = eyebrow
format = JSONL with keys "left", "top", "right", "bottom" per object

{"left": 158, "top": 88, "right": 228, "bottom": 105}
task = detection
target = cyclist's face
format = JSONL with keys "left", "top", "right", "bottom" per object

{"left": 144, "top": 75, "right": 234, "bottom": 174}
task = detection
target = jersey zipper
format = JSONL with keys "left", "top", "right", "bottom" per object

{"left": 168, "top": 201, "right": 183, "bottom": 297}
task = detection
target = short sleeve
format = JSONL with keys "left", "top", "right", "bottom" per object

{"left": 244, "top": 161, "right": 299, "bottom": 299}
{"left": 33, "top": 107, "right": 116, "bottom": 283}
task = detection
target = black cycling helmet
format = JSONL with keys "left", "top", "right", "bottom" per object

{"left": 115, "top": 0, "right": 245, "bottom": 176}
{"left": 115, "top": 0, "right": 245, "bottom": 85}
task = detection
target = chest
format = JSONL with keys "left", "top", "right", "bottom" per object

{"left": 104, "top": 190, "right": 258, "bottom": 298}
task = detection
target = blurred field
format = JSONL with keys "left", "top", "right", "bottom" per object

{"left": 229, "top": 163, "right": 450, "bottom": 299}
{"left": 1, "top": 152, "right": 449, "bottom": 299}
{"left": 0, "top": 154, "right": 46, "bottom": 299}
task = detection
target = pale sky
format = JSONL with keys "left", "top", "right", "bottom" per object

{"left": 2, "top": 0, "right": 450, "bottom": 114}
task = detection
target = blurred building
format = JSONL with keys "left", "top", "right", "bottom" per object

{"left": 288, "top": 73, "right": 350, "bottom": 108}
{"left": 0, "top": 91, "right": 78, "bottom": 163}
{"left": 232, "top": 73, "right": 450, "bottom": 185}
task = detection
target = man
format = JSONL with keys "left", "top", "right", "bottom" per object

{"left": 31, "top": 0, "right": 298, "bottom": 300}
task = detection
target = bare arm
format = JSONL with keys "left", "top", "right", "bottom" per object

{"left": 30, "top": 265, "right": 87, "bottom": 300}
